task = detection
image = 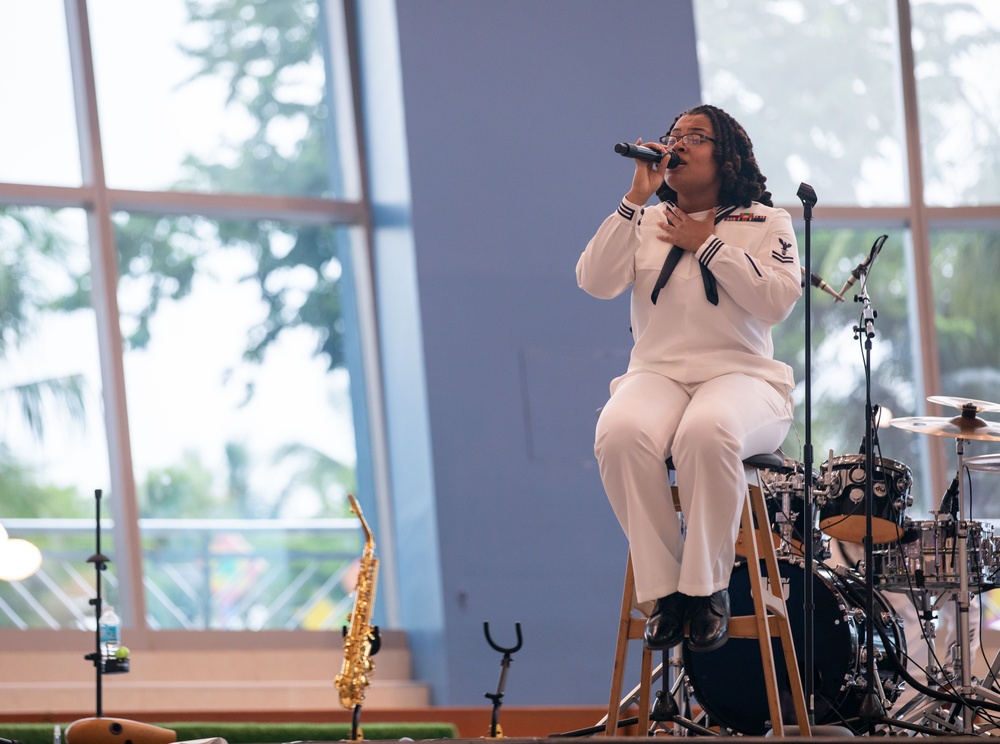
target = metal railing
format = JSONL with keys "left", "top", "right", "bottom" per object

{"left": 0, "top": 517, "right": 362, "bottom": 631}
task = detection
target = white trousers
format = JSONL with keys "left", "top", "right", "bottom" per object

{"left": 595, "top": 370, "right": 793, "bottom": 603}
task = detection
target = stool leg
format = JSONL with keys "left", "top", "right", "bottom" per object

{"left": 606, "top": 467, "right": 812, "bottom": 737}
{"left": 740, "top": 480, "right": 788, "bottom": 735}
{"left": 744, "top": 466, "right": 812, "bottom": 736}
{"left": 606, "top": 554, "right": 654, "bottom": 735}
{"left": 605, "top": 555, "right": 634, "bottom": 735}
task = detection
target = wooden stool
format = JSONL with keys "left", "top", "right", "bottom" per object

{"left": 604, "top": 453, "right": 811, "bottom": 737}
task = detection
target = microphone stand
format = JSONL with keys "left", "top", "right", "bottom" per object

{"left": 796, "top": 182, "right": 817, "bottom": 726}
{"left": 852, "top": 270, "right": 887, "bottom": 726}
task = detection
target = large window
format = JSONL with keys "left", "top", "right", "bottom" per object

{"left": 694, "top": 0, "right": 1000, "bottom": 631}
{"left": 0, "top": 0, "right": 383, "bottom": 633}
{"left": 695, "top": 0, "right": 1000, "bottom": 516}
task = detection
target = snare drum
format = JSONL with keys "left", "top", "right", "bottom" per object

{"left": 876, "top": 519, "right": 1000, "bottom": 592}
{"left": 819, "top": 454, "right": 912, "bottom": 544}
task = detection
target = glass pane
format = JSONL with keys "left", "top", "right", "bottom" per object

{"left": 930, "top": 227, "right": 1000, "bottom": 518}
{"left": 89, "top": 0, "right": 357, "bottom": 198}
{"left": 912, "top": 1, "right": 1000, "bottom": 206}
{"left": 775, "top": 226, "right": 932, "bottom": 513}
{"left": 0, "top": 206, "right": 116, "bottom": 628}
{"left": 114, "top": 212, "right": 361, "bottom": 630}
{"left": 0, "top": 1, "right": 81, "bottom": 186}
{"left": 694, "top": 0, "right": 907, "bottom": 206}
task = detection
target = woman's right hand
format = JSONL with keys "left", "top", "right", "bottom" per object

{"left": 624, "top": 138, "right": 669, "bottom": 205}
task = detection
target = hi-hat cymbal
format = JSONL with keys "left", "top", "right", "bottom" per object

{"left": 965, "top": 453, "right": 1000, "bottom": 472}
{"left": 927, "top": 395, "right": 1000, "bottom": 414}
{"left": 890, "top": 415, "right": 1000, "bottom": 442}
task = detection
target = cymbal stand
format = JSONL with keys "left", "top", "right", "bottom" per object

{"left": 953, "top": 437, "right": 974, "bottom": 733}
{"left": 944, "top": 437, "right": 1000, "bottom": 733}
{"left": 926, "top": 436, "right": 1000, "bottom": 733}
{"left": 892, "top": 438, "right": 1000, "bottom": 735}
{"left": 889, "top": 587, "right": 964, "bottom": 733}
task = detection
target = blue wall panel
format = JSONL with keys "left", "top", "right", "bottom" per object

{"left": 395, "top": 0, "right": 702, "bottom": 705}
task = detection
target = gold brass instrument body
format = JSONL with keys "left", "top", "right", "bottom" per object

{"left": 334, "top": 493, "right": 381, "bottom": 738}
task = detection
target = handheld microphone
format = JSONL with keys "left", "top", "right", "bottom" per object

{"left": 801, "top": 267, "right": 844, "bottom": 302}
{"left": 614, "top": 142, "right": 680, "bottom": 169}
{"left": 839, "top": 233, "right": 888, "bottom": 298}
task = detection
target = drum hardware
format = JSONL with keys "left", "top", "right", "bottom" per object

{"left": 828, "top": 559, "right": 1000, "bottom": 736}
{"left": 561, "top": 657, "right": 712, "bottom": 738}
{"left": 890, "top": 398, "right": 1000, "bottom": 733}
{"left": 759, "top": 458, "right": 830, "bottom": 559}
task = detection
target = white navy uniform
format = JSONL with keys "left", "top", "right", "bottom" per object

{"left": 577, "top": 196, "right": 802, "bottom": 603}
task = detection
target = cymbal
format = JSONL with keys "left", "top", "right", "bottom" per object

{"left": 890, "top": 415, "right": 1000, "bottom": 442}
{"left": 927, "top": 395, "right": 1000, "bottom": 414}
{"left": 964, "top": 453, "right": 1000, "bottom": 472}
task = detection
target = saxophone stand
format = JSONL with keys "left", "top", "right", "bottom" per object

{"left": 483, "top": 622, "right": 521, "bottom": 738}
{"left": 345, "top": 625, "right": 380, "bottom": 742}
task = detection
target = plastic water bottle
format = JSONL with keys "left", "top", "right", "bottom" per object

{"left": 98, "top": 605, "right": 121, "bottom": 657}
{"left": 53, "top": 725, "right": 62, "bottom": 744}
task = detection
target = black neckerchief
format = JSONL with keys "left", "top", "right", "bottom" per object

{"left": 650, "top": 203, "right": 738, "bottom": 306}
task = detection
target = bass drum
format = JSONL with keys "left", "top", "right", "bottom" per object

{"left": 682, "top": 558, "right": 905, "bottom": 735}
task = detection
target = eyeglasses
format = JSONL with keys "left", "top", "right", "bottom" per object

{"left": 658, "top": 133, "right": 716, "bottom": 148}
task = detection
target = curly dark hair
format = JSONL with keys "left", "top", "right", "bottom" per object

{"left": 655, "top": 104, "right": 772, "bottom": 208}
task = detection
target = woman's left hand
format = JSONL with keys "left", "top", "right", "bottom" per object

{"left": 655, "top": 205, "right": 716, "bottom": 252}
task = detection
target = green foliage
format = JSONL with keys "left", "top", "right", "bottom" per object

{"left": 932, "top": 229, "right": 1000, "bottom": 396}
{"left": 0, "top": 451, "right": 87, "bottom": 518}
{"left": 140, "top": 451, "right": 221, "bottom": 518}
{"left": 177, "top": 0, "right": 332, "bottom": 196}
{"left": 270, "top": 440, "right": 357, "bottom": 517}
{"left": 0, "top": 208, "right": 90, "bottom": 442}
{"left": 774, "top": 229, "right": 916, "bottom": 459}
{"left": 0, "top": 0, "right": 360, "bottom": 631}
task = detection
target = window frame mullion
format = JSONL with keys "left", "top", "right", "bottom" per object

{"left": 63, "top": 0, "right": 147, "bottom": 631}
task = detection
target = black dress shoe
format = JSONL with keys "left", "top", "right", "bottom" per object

{"left": 687, "top": 589, "right": 730, "bottom": 652}
{"left": 643, "top": 592, "right": 689, "bottom": 650}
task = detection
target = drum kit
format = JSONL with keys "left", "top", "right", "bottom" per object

{"left": 668, "top": 396, "right": 1000, "bottom": 737}
{"left": 602, "top": 234, "right": 1000, "bottom": 736}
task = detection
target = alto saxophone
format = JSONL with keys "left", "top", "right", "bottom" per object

{"left": 335, "top": 493, "right": 381, "bottom": 711}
